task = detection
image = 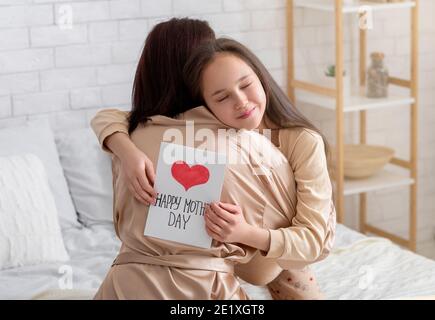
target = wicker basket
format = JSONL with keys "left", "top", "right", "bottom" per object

{"left": 331, "top": 144, "right": 395, "bottom": 179}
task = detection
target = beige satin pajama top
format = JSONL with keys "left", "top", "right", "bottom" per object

{"left": 91, "top": 106, "right": 336, "bottom": 299}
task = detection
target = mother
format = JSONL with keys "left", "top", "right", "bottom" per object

{"left": 92, "top": 18, "right": 335, "bottom": 300}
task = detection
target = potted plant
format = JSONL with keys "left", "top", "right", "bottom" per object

{"left": 324, "top": 64, "right": 351, "bottom": 99}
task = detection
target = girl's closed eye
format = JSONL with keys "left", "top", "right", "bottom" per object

{"left": 217, "top": 95, "right": 229, "bottom": 103}
{"left": 241, "top": 82, "right": 252, "bottom": 89}
{"left": 217, "top": 83, "right": 251, "bottom": 102}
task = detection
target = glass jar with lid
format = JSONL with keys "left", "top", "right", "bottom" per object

{"left": 366, "top": 52, "right": 389, "bottom": 98}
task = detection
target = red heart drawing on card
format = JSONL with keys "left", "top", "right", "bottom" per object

{"left": 171, "top": 161, "right": 210, "bottom": 191}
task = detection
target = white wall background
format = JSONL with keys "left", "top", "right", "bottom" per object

{"left": 0, "top": 0, "right": 433, "bottom": 255}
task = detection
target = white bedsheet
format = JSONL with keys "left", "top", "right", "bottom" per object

{"left": 0, "top": 224, "right": 434, "bottom": 300}
{"left": 311, "top": 235, "right": 435, "bottom": 299}
{"left": 0, "top": 224, "right": 118, "bottom": 300}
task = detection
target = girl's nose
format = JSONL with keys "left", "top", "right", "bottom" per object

{"left": 234, "top": 92, "right": 248, "bottom": 110}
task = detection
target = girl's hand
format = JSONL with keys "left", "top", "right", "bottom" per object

{"left": 105, "top": 132, "right": 157, "bottom": 205}
{"left": 204, "top": 202, "right": 251, "bottom": 244}
{"left": 118, "top": 147, "right": 157, "bottom": 205}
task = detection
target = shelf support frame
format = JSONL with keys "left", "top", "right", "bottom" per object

{"left": 287, "top": 0, "right": 295, "bottom": 105}
{"left": 359, "top": 10, "right": 367, "bottom": 234}
{"left": 335, "top": 0, "right": 345, "bottom": 224}
{"left": 409, "top": 0, "right": 419, "bottom": 252}
{"left": 287, "top": 0, "right": 419, "bottom": 252}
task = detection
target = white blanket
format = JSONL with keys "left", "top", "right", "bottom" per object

{"left": 1, "top": 224, "right": 434, "bottom": 300}
{"left": 311, "top": 236, "right": 435, "bottom": 299}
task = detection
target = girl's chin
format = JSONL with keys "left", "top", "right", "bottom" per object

{"left": 239, "top": 118, "right": 263, "bottom": 130}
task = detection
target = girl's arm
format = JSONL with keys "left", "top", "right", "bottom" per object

{"left": 90, "top": 109, "right": 157, "bottom": 205}
{"left": 206, "top": 129, "right": 335, "bottom": 267}
{"left": 261, "top": 129, "right": 335, "bottom": 268}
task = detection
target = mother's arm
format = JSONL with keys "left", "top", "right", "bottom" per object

{"left": 90, "top": 109, "right": 157, "bottom": 205}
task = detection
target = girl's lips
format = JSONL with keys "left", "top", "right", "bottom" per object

{"left": 237, "top": 107, "right": 256, "bottom": 119}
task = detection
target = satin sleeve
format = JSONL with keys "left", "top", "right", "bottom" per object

{"left": 262, "top": 128, "right": 336, "bottom": 269}
{"left": 90, "top": 109, "right": 130, "bottom": 153}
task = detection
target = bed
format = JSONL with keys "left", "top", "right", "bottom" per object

{"left": 1, "top": 120, "right": 434, "bottom": 300}
{"left": 1, "top": 223, "right": 434, "bottom": 300}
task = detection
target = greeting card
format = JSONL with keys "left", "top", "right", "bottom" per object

{"left": 144, "top": 142, "right": 226, "bottom": 248}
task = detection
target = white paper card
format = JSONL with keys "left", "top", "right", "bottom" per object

{"left": 144, "top": 142, "right": 227, "bottom": 248}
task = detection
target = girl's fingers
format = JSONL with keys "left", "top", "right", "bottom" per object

{"left": 134, "top": 192, "right": 148, "bottom": 205}
{"left": 135, "top": 194, "right": 151, "bottom": 206}
{"left": 205, "top": 213, "right": 224, "bottom": 232}
{"left": 145, "top": 161, "right": 156, "bottom": 187}
{"left": 218, "top": 202, "right": 239, "bottom": 214}
{"left": 206, "top": 225, "right": 222, "bottom": 241}
{"left": 132, "top": 180, "right": 153, "bottom": 205}
{"left": 210, "top": 202, "right": 232, "bottom": 223}
{"left": 130, "top": 181, "right": 145, "bottom": 204}
{"left": 207, "top": 222, "right": 221, "bottom": 239}
{"left": 206, "top": 206, "right": 228, "bottom": 228}
{"left": 136, "top": 174, "right": 156, "bottom": 199}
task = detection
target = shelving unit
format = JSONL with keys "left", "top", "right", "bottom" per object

{"left": 287, "top": 0, "right": 419, "bottom": 251}
{"left": 293, "top": 0, "right": 416, "bottom": 12}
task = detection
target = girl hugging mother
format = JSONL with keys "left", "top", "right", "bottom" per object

{"left": 92, "top": 18, "right": 336, "bottom": 300}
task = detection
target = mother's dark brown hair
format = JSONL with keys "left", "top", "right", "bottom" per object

{"left": 183, "top": 38, "right": 330, "bottom": 157}
{"left": 128, "top": 18, "right": 215, "bottom": 134}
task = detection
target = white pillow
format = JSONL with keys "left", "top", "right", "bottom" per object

{"left": 0, "top": 154, "right": 70, "bottom": 270}
{"left": 55, "top": 128, "right": 113, "bottom": 226}
{"left": 0, "top": 119, "right": 79, "bottom": 229}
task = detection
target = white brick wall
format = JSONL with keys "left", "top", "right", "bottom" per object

{"left": 0, "top": 28, "right": 29, "bottom": 51}
{"left": 0, "top": 0, "right": 434, "bottom": 251}
{"left": 54, "top": 2, "right": 110, "bottom": 24}
{"left": 0, "top": 48, "right": 54, "bottom": 73}
{"left": 0, "top": 5, "right": 53, "bottom": 28}
{"left": 55, "top": 44, "right": 112, "bottom": 67}
{"left": 0, "top": 95, "right": 11, "bottom": 118}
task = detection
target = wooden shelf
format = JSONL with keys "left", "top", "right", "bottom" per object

{"left": 287, "top": 0, "right": 419, "bottom": 251}
{"left": 294, "top": 0, "right": 416, "bottom": 13}
{"left": 337, "top": 165, "right": 415, "bottom": 196}
{"left": 296, "top": 90, "right": 415, "bottom": 112}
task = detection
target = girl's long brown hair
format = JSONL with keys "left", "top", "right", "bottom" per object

{"left": 128, "top": 18, "right": 215, "bottom": 134}
{"left": 183, "top": 38, "right": 330, "bottom": 157}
